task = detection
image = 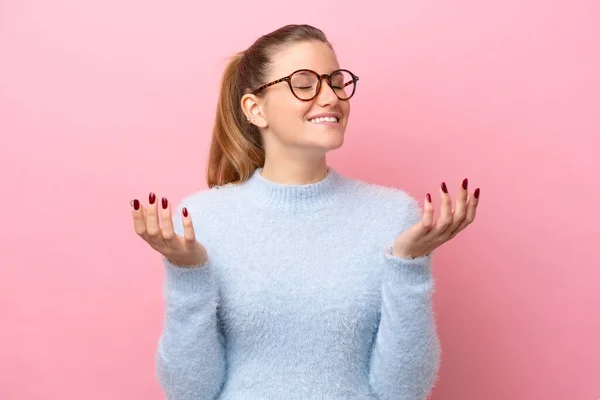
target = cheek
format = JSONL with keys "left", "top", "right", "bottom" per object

{"left": 270, "top": 101, "right": 312, "bottom": 126}
{"left": 342, "top": 102, "right": 350, "bottom": 117}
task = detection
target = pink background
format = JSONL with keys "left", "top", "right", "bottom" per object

{"left": 1, "top": 0, "right": 599, "bottom": 399}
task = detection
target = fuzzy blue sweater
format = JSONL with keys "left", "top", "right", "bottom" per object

{"left": 156, "top": 166, "right": 441, "bottom": 400}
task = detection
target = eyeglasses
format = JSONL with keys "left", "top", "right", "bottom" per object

{"left": 251, "top": 69, "right": 359, "bottom": 101}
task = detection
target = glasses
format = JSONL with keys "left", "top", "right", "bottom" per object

{"left": 251, "top": 69, "right": 359, "bottom": 101}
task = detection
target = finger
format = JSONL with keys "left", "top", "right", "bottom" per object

{"left": 465, "top": 187, "right": 480, "bottom": 224}
{"left": 181, "top": 207, "right": 196, "bottom": 243}
{"left": 420, "top": 193, "right": 434, "bottom": 231}
{"left": 160, "top": 197, "right": 177, "bottom": 244}
{"left": 131, "top": 199, "right": 149, "bottom": 239}
{"left": 428, "top": 182, "right": 453, "bottom": 236}
{"left": 449, "top": 187, "right": 480, "bottom": 237}
{"left": 449, "top": 178, "right": 469, "bottom": 230}
{"left": 145, "top": 192, "right": 165, "bottom": 247}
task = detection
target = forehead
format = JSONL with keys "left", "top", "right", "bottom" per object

{"left": 267, "top": 40, "right": 340, "bottom": 78}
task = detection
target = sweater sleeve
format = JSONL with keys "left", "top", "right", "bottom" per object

{"left": 155, "top": 203, "right": 227, "bottom": 400}
{"left": 368, "top": 196, "right": 442, "bottom": 400}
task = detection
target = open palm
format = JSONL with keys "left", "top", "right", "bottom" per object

{"left": 131, "top": 193, "right": 208, "bottom": 268}
{"left": 392, "top": 179, "right": 480, "bottom": 259}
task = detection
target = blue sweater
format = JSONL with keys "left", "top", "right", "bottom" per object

{"left": 156, "top": 166, "right": 441, "bottom": 400}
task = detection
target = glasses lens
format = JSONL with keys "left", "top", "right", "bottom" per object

{"left": 289, "top": 70, "right": 357, "bottom": 100}
{"left": 290, "top": 70, "right": 319, "bottom": 100}
{"left": 330, "top": 70, "right": 355, "bottom": 99}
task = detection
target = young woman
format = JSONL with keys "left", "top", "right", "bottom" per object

{"left": 131, "top": 24, "right": 480, "bottom": 400}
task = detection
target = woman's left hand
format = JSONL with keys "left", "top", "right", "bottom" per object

{"left": 392, "top": 178, "right": 481, "bottom": 259}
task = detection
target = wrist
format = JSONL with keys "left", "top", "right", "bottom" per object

{"left": 167, "top": 255, "right": 208, "bottom": 269}
{"left": 391, "top": 247, "right": 413, "bottom": 259}
{"left": 391, "top": 246, "right": 429, "bottom": 260}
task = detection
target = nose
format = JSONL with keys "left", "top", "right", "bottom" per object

{"left": 315, "top": 77, "right": 339, "bottom": 105}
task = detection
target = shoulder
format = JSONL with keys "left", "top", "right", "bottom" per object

{"left": 174, "top": 181, "right": 242, "bottom": 216}
{"left": 340, "top": 173, "right": 423, "bottom": 229}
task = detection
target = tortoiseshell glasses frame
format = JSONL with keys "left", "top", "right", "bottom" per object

{"left": 250, "top": 68, "right": 359, "bottom": 101}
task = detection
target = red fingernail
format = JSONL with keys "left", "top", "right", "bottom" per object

{"left": 462, "top": 178, "right": 468, "bottom": 190}
{"left": 132, "top": 199, "right": 139, "bottom": 210}
{"left": 441, "top": 182, "right": 448, "bottom": 193}
{"left": 474, "top": 188, "right": 480, "bottom": 199}
{"left": 182, "top": 207, "right": 188, "bottom": 217}
{"left": 426, "top": 193, "right": 431, "bottom": 202}
{"left": 149, "top": 192, "right": 156, "bottom": 204}
{"left": 162, "top": 197, "right": 168, "bottom": 209}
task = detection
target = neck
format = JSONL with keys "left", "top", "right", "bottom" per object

{"left": 260, "top": 157, "right": 328, "bottom": 185}
{"left": 241, "top": 164, "right": 343, "bottom": 213}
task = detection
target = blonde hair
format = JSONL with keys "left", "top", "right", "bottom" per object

{"left": 206, "top": 24, "right": 331, "bottom": 188}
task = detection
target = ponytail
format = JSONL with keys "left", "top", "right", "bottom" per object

{"left": 206, "top": 52, "right": 264, "bottom": 188}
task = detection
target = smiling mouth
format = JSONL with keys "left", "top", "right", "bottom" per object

{"left": 308, "top": 116, "right": 339, "bottom": 124}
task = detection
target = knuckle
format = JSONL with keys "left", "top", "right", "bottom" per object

{"left": 184, "top": 236, "right": 196, "bottom": 243}
{"left": 440, "top": 219, "right": 452, "bottom": 229}
{"left": 135, "top": 228, "right": 147, "bottom": 236}
{"left": 146, "top": 228, "right": 160, "bottom": 237}
{"left": 455, "top": 211, "right": 466, "bottom": 221}
{"left": 162, "top": 231, "right": 175, "bottom": 241}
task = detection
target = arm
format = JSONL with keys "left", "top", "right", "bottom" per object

{"left": 155, "top": 204, "right": 227, "bottom": 400}
{"left": 368, "top": 198, "right": 442, "bottom": 400}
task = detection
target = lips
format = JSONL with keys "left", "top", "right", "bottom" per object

{"left": 307, "top": 112, "right": 341, "bottom": 120}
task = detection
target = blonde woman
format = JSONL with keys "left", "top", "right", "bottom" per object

{"left": 131, "top": 24, "right": 480, "bottom": 400}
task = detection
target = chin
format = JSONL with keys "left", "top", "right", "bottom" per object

{"left": 310, "top": 135, "right": 345, "bottom": 152}
{"left": 295, "top": 123, "right": 346, "bottom": 150}
{"left": 326, "top": 135, "right": 345, "bottom": 149}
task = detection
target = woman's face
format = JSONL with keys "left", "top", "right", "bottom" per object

{"left": 246, "top": 40, "right": 353, "bottom": 157}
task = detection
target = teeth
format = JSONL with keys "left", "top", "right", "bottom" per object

{"left": 309, "top": 116, "right": 338, "bottom": 123}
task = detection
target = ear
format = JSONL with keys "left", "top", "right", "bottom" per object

{"left": 241, "top": 93, "right": 268, "bottom": 128}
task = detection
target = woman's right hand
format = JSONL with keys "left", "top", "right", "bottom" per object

{"left": 131, "top": 192, "right": 208, "bottom": 268}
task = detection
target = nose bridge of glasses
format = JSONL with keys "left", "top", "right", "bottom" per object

{"left": 319, "top": 73, "right": 334, "bottom": 86}
{"left": 315, "top": 73, "right": 338, "bottom": 97}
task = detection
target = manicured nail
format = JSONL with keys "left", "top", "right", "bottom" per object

{"left": 132, "top": 199, "right": 140, "bottom": 210}
{"left": 426, "top": 193, "right": 431, "bottom": 203}
{"left": 149, "top": 192, "right": 156, "bottom": 204}
{"left": 182, "top": 207, "right": 188, "bottom": 217}
{"left": 462, "top": 178, "right": 468, "bottom": 190}
{"left": 441, "top": 182, "right": 448, "bottom": 193}
{"left": 474, "top": 188, "right": 480, "bottom": 199}
{"left": 162, "top": 197, "right": 168, "bottom": 209}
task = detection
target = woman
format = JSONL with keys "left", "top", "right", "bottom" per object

{"left": 130, "top": 24, "right": 480, "bottom": 400}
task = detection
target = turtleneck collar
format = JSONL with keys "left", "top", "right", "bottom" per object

{"left": 240, "top": 166, "right": 346, "bottom": 212}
